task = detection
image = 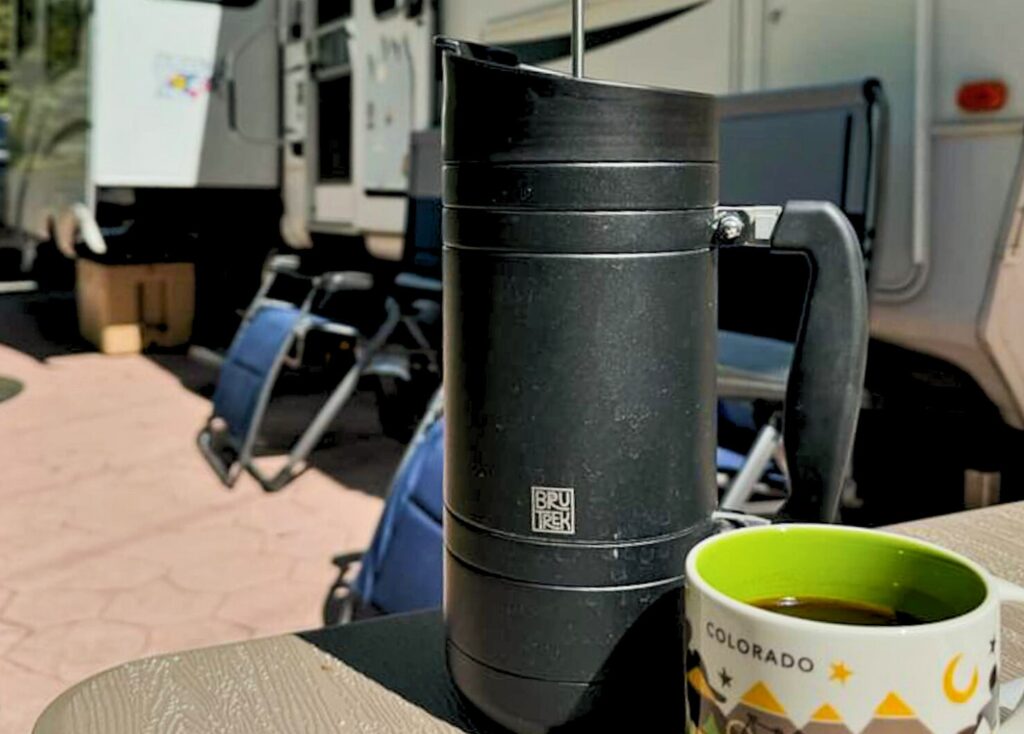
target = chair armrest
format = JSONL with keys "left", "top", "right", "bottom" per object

{"left": 320, "top": 271, "right": 375, "bottom": 293}
{"left": 716, "top": 330, "right": 791, "bottom": 402}
{"left": 311, "top": 321, "right": 361, "bottom": 339}
{"left": 394, "top": 272, "right": 442, "bottom": 294}
{"left": 267, "top": 254, "right": 302, "bottom": 275}
{"left": 716, "top": 367, "right": 788, "bottom": 402}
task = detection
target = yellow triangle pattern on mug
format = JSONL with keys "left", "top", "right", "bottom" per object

{"left": 741, "top": 682, "right": 787, "bottom": 715}
{"left": 874, "top": 692, "right": 916, "bottom": 718}
{"left": 810, "top": 703, "right": 844, "bottom": 722}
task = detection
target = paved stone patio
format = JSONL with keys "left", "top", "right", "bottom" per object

{"left": 0, "top": 292, "right": 400, "bottom": 733}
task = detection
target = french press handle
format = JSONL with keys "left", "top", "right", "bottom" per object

{"left": 715, "top": 202, "right": 869, "bottom": 522}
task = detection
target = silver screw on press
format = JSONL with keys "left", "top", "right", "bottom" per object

{"left": 572, "top": 0, "right": 585, "bottom": 78}
{"left": 715, "top": 212, "right": 747, "bottom": 244}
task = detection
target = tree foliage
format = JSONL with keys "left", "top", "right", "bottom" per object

{"left": 0, "top": 0, "right": 11, "bottom": 112}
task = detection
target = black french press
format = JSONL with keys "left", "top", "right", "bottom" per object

{"left": 440, "top": 10, "right": 868, "bottom": 732}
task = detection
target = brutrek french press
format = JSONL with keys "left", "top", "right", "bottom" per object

{"left": 440, "top": 2, "right": 869, "bottom": 731}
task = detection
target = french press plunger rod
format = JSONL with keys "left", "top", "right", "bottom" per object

{"left": 572, "top": 0, "right": 585, "bottom": 77}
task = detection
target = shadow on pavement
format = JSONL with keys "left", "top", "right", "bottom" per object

{"left": 0, "top": 290, "right": 92, "bottom": 361}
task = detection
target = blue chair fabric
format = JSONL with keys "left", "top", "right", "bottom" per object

{"left": 211, "top": 305, "right": 326, "bottom": 442}
{"left": 352, "top": 416, "right": 445, "bottom": 614}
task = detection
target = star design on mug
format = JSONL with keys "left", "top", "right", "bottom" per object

{"left": 829, "top": 661, "right": 853, "bottom": 684}
{"left": 718, "top": 668, "right": 733, "bottom": 688}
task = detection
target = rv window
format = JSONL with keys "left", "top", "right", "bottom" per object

{"left": 45, "top": 0, "right": 83, "bottom": 80}
{"left": 317, "top": 27, "right": 351, "bottom": 71}
{"left": 318, "top": 0, "right": 351, "bottom": 25}
{"left": 171, "top": 0, "right": 261, "bottom": 6}
{"left": 372, "top": 0, "right": 423, "bottom": 19}
{"left": 16, "top": 0, "right": 36, "bottom": 55}
{"left": 318, "top": 75, "right": 352, "bottom": 182}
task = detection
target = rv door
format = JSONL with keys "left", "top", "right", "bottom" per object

{"left": 305, "top": 1, "right": 437, "bottom": 236}
{"left": 310, "top": 12, "right": 357, "bottom": 224}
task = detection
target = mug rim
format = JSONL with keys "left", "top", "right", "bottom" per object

{"left": 686, "top": 524, "right": 995, "bottom": 636}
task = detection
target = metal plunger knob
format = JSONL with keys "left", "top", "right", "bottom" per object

{"left": 572, "top": 0, "right": 585, "bottom": 78}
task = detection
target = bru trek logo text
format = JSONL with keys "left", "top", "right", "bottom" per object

{"left": 531, "top": 486, "right": 576, "bottom": 535}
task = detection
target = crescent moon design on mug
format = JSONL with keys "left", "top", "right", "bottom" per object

{"left": 943, "top": 654, "right": 979, "bottom": 704}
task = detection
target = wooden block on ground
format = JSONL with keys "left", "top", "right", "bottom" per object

{"left": 76, "top": 260, "right": 195, "bottom": 355}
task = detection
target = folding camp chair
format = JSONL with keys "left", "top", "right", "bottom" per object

{"left": 323, "top": 388, "right": 444, "bottom": 624}
{"left": 197, "top": 131, "right": 443, "bottom": 492}
{"left": 715, "top": 78, "right": 887, "bottom": 513}
{"left": 196, "top": 256, "right": 405, "bottom": 491}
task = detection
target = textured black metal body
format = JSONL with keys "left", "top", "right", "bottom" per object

{"left": 441, "top": 42, "right": 719, "bottom": 733}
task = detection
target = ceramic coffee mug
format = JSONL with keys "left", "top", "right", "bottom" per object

{"left": 684, "top": 525, "right": 1024, "bottom": 734}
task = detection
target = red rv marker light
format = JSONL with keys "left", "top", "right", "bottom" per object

{"left": 958, "top": 80, "right": 1009, "bottom": 112}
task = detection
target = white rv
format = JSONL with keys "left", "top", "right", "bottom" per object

{"left": 8, "top": 0, "right": 1024, "bottom": 516}
{"left": 7, "top": 0, "right": 282, "bottom": 252}
{"left": 6, "top": 0, "right": 434, "bottom": 339}
{"left": 6, "top": 0, "right": 435, "bottom": 253}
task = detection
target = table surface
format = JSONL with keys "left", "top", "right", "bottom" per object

{"left": 34, "top": 503, "right": 1024, "bottom": 734}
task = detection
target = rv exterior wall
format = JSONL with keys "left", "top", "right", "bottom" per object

{"left": 900, "top": 133, "right": 1024, "bottom": 426}
{"left": 441, "top": 0, "right": 555, "bottom": 42}
{"left": 544, "top": 1, "right": 735, "bottom": 94}
{"left": 444, "top": 0, "right": 737, "bottom": 94}
{"left": 752, "top": 0, "right": 1024, "bottom": 426}
{"left": 981, "top": 200, "right": 1024, "bottom": 429}
{"left": 874, "top": 0, "right": 1024, "bottom": 428}
{"left": 442, "top": 0, "right": 917, "bottom": 294}
{"left": 92, "top": 0, "right": 219, "bottom": 187}
{"left": 933, "top": 0, "right": 1024, "bottom": 122}
{"left": 736, "top": 0, "right": 1024, "bottom": 426}
{"left": 91, "top": 0, "right": 278, "bottom": 189}
{"left": 752, "top": 0, "right": 918, "bottom": 301}
{"left": 932, "top": 0, "right": 1024, "bottom": 426}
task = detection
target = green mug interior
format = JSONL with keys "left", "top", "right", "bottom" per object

{"left": 694, "top": 527, "right": 988, "bottom": 624}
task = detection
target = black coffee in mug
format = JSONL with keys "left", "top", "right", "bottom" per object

{"left": 752, "top": 596, "right": 935, "bottom": 626}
